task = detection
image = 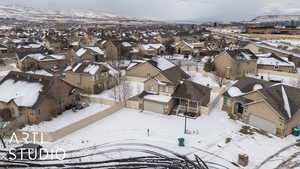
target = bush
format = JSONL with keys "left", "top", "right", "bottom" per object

{"left": 204, "top": 59, "right": 215, "bottom": 72}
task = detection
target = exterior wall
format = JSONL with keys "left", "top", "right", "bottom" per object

{"left": 214, "top": 52, "right": 234, "bottom": 78}
{"left": 126, "top": 62, "right": 160, "bottom": 79}
{"left": 243, "top": 101, "right": 286, "bottom": 136}
{"left": 258, "top": 64, "right": 295, "bottom": 73}
{"left": 243, "top": 92, "right": 264, "bottom": 101}
{"left": 64, "top": 71, "right": 115, "bottom": 94}
{"left": 286, "top": 110, "right": 300, "bottom": 136}
{"left": 105, "top": 41, "right": 119, "bottom": 61}
{"left": 18, "top": 57, "right": 39, "bottom": 71}
{"left": 144, "top": 77, "right": 175, "bottom": 95}
{"left": 214, "top": 52, "right": 257, "bottom": 80}
{"left": 175, "top": 43, "right": 193, "bottom": 54}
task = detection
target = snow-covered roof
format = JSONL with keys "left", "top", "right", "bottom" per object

{"left": 257, "top": 55, "right": 295, "bottom": 67}
{"left": 76, "top": 47, "right": 104, "bottom": 57}
{"left": 144, "top": 94, "right": 172, "bottom": 103}
{"left": 122, "top": 42, "right": 132, "bottom": 47}
{"left": 86, "top": 47, "right": 104, "bottom": 55}
{"left": 152, "top": 57, "right": 176, "bottom": 71}
{"left": 0, "top": 79, "right": 43, "bottom": 107}
{"left": 76, "top": 48, "right": 87, "bottom": 57}
{"left": 228, "top": 87, "right": 244, "bottom": 97}
{"left": 142, "top": 44, "right": 164, "bottom": 51}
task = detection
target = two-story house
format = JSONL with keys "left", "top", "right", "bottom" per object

{"left": 64, "top": 61, "right": 118, "bottom": 94}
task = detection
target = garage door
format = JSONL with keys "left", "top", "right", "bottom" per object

{"left": 249, "top": 115, "right": 276, "bottom": 134}
{"left": 144, "top": 100, "right": 164, "bottom": 113}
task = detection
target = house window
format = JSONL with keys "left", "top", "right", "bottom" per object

{"left": 189, "top": 101, "right": 197, "bottom": 108}
{"left": 149, "top": 85, "right": 154, "bottom": 91}
{"left": 274, "top": 65, "right": 279, "bottom": 70}
{"left": 31, "top": 109, "right": 40, "bottom": 116}
{"left": 160, "top": 86, "right": 166, "bottom": 92}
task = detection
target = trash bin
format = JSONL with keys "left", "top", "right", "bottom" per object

{"left": 178, "top": 138, "right": 185, "bottom": 147}
{"left": 292, "top": 126, "right": 300, "bottom": 136}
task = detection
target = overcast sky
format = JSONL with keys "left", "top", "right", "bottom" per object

{"left": 2, "top": 0, "right": 300, "bottom": 22}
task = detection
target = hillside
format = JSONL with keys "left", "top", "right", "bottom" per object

{"left": 0, "top": 4, "right": 144, "bottom": 24}
{"left": 251, "top": 15, "right": 300, "bottom": 23}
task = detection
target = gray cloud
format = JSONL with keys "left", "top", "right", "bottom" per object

{"left": 2, "top": 0, "right": 300, "bottom": 22}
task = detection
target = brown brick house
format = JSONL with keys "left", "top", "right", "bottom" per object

{"left": 214, "top": 49, "right": 258, "bottom": 80}
{"left": 71, "top": 47, "right": 105, "bottom": 63}
{"left": 64, "top": 61, "right": 118, "bottom": 94}
{"left": 17, "top": 53, "right": 68, "bottom": 73}
{"left": 223, "top": 77, "right": 300, "bottom": 137}
{"left": 0, "top": 71, "right": 78, "bottom": 125}
{"left": 174, "top": 40, "right": 194, "bottom": 55}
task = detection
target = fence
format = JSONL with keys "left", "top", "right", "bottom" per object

{"left": 15, "top": 104, "right": 124, "bottom": 142}
{"left": 257, "top": 69, "right": 300, "bottom": 79}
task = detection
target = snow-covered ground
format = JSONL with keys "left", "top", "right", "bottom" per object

{"left": 87, "top": 81, "right": 144, "bottom": 100}
{"left": 22, "top": 103, "right": 110, "bottom": 132}
{"left": 37, "top": 97, "right": 299, "bottom": 169}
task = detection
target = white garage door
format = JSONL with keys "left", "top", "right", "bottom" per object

{"left": 249, "top": 115, "right": 276, "bottom": 134}
{"left": 144, "top": 100, "right": 164, "bottom": 113}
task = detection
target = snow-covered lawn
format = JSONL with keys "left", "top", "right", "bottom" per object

{"left": 22, "top": 103, "right": 110, "bottom": 132}
{"left": 44, "top": 103, "right": 299, "bottom": 169}
{"left": 87, "top": 81, "right": 144, "bottom": 100}
{"left": 188, "top": 71, "right": 220, "bottom": 88}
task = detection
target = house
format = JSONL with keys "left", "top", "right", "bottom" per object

{"left": 139, "top": 44, "right": 165, "bottom": 56}
{"left": 223, "top": 77, "right": 300, "bottom": 137}
{"left": 257, "top": 53, "right": 296, "bottom": 73}
{"left": 128, "top": 57, "right": 190, "bottom": 114}
{"left": 243, "top": 43, "right": 261, "bottom": 54}
{"left": 72, "top": 47, "right": 105, "bottom": 63}
{"left": 0, "top": 71, "right": 78, "bottom": 125}
{"left": 64, "top": 61, "right": 118, "bottom": 94}
{"left": 17, "top": 53, "right": 68, "bottom": 74}
{"left": 172, "top": 80, "right": 211, "bottom": 117}
{"left": 174, "top": 40, "right": 194, "bottom": 56}
{"left": 214, "top": 49, "right": 258, "bottom": 80}
{"left": 104, "top": 40, "right": 134, "bottom": 61}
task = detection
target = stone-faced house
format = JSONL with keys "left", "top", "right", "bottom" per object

{"left": 64, "top": 61, "right": 118, "bottom": 94}
{"left": 17, "top": 53, "right": 68, "bottom": 74}
{"left": 127, "top": 57, "right": 190, "bottom": 114}
{"left": 0, "top": 71, "right": 78, "bottom": 125}
{"left": 139, "top": 44, "right": 166, "bottom": 56}
{"left": 257, "top": 53, "right": 296, "bottom": 73}
{"left": 223, "top": 77, "right": 300, "bottom": 137}
{"left": 103, "top": 40, "right": 135, "bottom": 60}
{"left": 214, "top": 49, "right": 258, "bottom": 80}
{"left": 172, "top": 80, "right": 211, "bottom": 117}
{"left": 72, "top": 47, "right": 105, "bottom": 63}
{"left": 174, "top": 40, "right": 194, "bottom": 56}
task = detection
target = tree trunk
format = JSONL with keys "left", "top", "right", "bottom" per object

{"left": 0, "top": 135, "right": 6, "bottom": 148}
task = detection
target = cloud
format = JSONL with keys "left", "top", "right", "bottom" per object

{"left": 3, "top": 0, "right": 300, "bottom": 21}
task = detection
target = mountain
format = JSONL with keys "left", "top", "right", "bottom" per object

{"left": 251, "top": 15, "right": 300, "bottom": 23}
{"left": 0, "top": 4, "right": 139, "bottom": 24}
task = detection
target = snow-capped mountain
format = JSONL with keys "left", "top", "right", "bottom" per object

{"left": 0, "top": 4, "right": 131, "bottom": 23}
{"left": 251, "top": 15, "right": 300, "bottom": 23}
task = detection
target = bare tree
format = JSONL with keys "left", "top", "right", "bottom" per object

{"left": 0, "top": 120, "right": 8, "bottom": 148}
{"left": 213, "top": 74, "right": 226, "bottom": 88}
{"left": 112, "top": 76, "right": 132, "bottom": 104}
